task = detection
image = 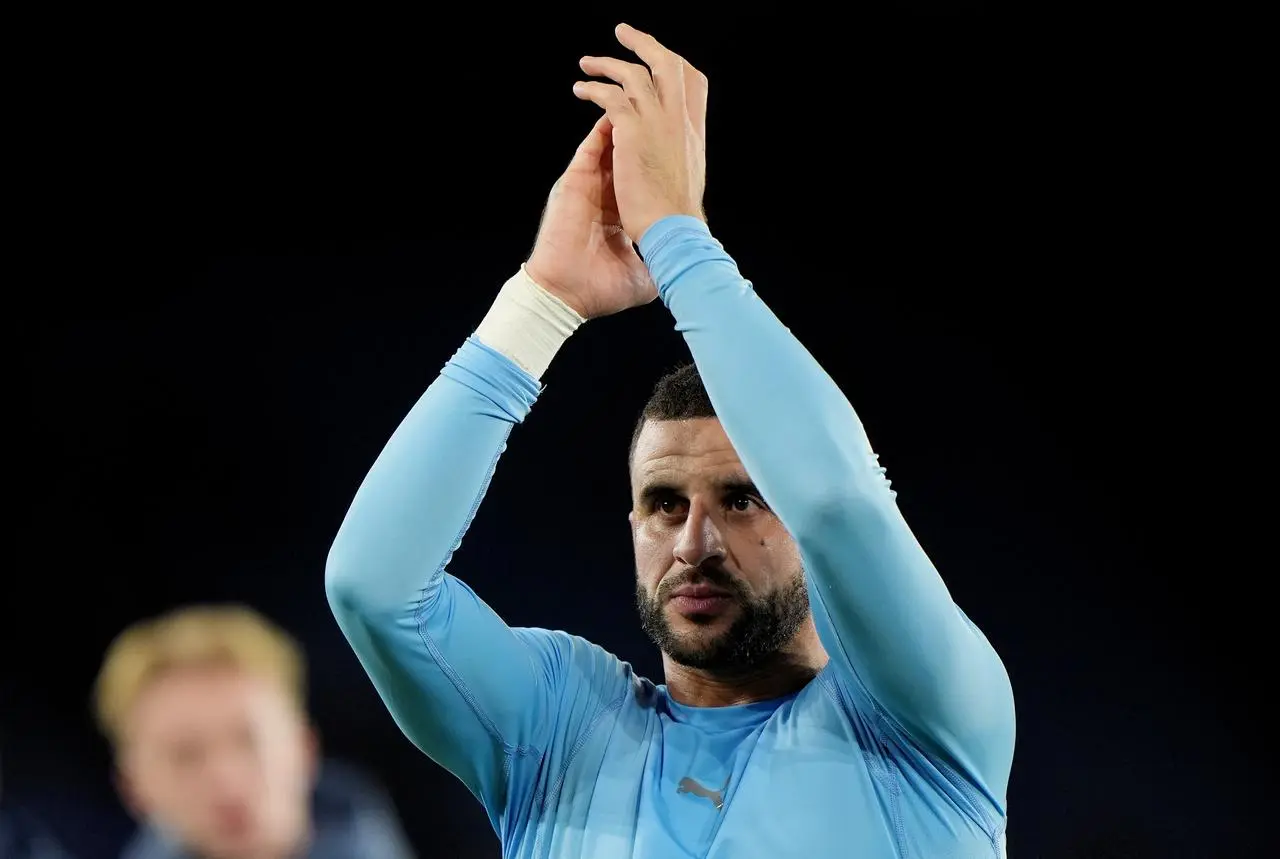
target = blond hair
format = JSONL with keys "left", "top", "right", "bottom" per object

{"left": 94, "top": 604, "right": 306, "bottom": 748}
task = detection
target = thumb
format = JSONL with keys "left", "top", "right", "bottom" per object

{"left": 570, "top": 114, "right": 614, "bottom": 164}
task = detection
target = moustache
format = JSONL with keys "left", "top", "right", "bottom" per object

{"left": 656, "top": 566, "right": 746, "bottom": 601}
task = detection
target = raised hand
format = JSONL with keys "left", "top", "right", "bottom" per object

{"left": 573, "top": 23, "right": 708, "bottom": 245}
{"left": 524, "top": 115, "right": 658, "bottom": 320}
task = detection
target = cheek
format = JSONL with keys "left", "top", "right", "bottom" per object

{"left": 129, "top": 758, "right": 204, "bottom": 821}
{"left": 261, "top": 747, "right": 307, "bottom": 798}
{"left": 260, "top": 719, "right": 312, "bottom": 788}
{"left": 631, "top": 524, "right": 669, "bottom": 589}
{"left": 768, "top": 534, "right": 803, "bottom": 568}
{"left": 741, "top": 529, "right": 802, "bottom": 586}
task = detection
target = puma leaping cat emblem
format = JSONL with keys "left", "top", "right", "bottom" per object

{"left": 676, "top": 774, "right": 730, "bottom": 811}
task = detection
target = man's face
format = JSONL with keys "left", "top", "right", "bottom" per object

{"left": 118, "top": 663, "right": 315, "bottom": 859}
{"left": 630, "top": 417, "right": 810, "bottom": 673}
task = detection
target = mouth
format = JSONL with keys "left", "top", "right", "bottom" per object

{"left": 668, "top": 583, "right": 734, "bottom": 617}
{"left": 213, "top": 803, "right": 255, "bottom": 837}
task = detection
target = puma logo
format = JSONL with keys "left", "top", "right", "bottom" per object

{"left": 676, "top": 775, "right": 730, "bottom": 811}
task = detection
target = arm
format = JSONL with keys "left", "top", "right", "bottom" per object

{"left": 571, "top": 21, "right": 1012, "bottom": 800}
{"left": 640, "top": 216, "right": 1015, "bottom": 798}
{"left": 324, "top": 270, "right": 616, "bottom": 823}
{"left": 326, "top": 102, "right": 664, "bottom": 823}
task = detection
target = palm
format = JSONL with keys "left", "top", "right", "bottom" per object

{"left": 526, "top": 117, "right": 657, "bottom": 319}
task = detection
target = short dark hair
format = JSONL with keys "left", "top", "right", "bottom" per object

{"left": 628, "top": 362, "right": 716, "bottom": 464}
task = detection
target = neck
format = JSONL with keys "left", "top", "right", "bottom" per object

{"left": 277, "top": 818, "right": 312, "bottom": 859}
{"left": 661, "top": 621, "right": 827, "bottom": 708}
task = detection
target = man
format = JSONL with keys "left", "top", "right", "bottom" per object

{"left": 94, "top": 604, "right": 416, "bottom": 859}
{"left": 326, "top": 23, "right": 1015, "bottom": 858}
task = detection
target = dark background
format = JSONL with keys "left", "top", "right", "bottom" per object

{"left": 5, "top": 6, "right": 1266, "bottom": 858}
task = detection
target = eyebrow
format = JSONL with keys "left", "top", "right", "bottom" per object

{"left": 637, "top": 476, "right": 764, "bottom": 506}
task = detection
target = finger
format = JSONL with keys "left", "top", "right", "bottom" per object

{"left": 615, "top": 23, "right": 684, "bottom": 104}
{"left": 682, "top": 59, "right": 709, "bottom": 139}
{"left": 579, "top": 55, "right": 655, "bottom": 103}
{"left": 573, "top": 113, "right": 614, "bottom": 162}
{"left": 572, "top": 80, "right": 634, "bottom": 120}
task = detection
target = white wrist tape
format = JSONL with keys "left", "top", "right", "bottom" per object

{"left": 474, "top": 265, "right": 585, "bottom": 379}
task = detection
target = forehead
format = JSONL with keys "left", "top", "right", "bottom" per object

{"left": 630, "top": 418, "right": 745, "bottom": 488}
{"left": 128, "top": 664, "right": 291, "bottom": 742}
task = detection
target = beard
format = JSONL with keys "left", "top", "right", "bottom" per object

{"left": 636, "top": 566, "right": 810, "bottom": 675}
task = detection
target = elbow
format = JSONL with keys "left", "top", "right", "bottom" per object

{"left": 324, "top": 534, "right": 374, "bottom": 622}
{"left": 324, "top": 545, "right": 358, "bottom": 619}
{"left": 324, "top": 529, "right": 444, "bottom": 626}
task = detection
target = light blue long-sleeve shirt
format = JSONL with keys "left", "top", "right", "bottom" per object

{"left": 326, "top": 216, "right": 1016, "bottom": 858}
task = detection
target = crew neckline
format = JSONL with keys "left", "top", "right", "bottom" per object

{"left": 657, "top": 685, "right": 802, "bottom": 731}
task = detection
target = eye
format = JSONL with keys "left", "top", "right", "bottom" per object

{"left": 656, "top": 497, "right": 685, "bottom": 515}
{"left": 168, "top": 741, "right": 204, "bottom": 769}
{"left": 233, "top": 724, "right": 258, "bottom": 752}
{"left": 728, "top": 493, "right": 756, "bottom": 513}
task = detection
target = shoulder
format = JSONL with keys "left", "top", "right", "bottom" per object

{"left": 119, "top": 826, "right": 186, "bottom": 859}
{"left": 805, "top": 667, "right": 1009, "bottom": 833}
{"left": 510, "top": 628, "right": 641, "bottom": 695}
{"left": 507, "top": 628, "right": 658, "bottom": 747}
{"left": 313, "top": 759, "right": 399, "bottom": 816}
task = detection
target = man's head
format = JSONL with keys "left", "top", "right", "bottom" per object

{"left": 94, "top": 605, "right": 316, "bottom": 859}
{"left": 629, "top": 363, "right": 810, "bottom": 675}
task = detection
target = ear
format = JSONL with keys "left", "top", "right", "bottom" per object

{"left": 301, "top": 721, "right": 321, "bottom": 785}
{"left": 628, "top": 509, "right": 645, "bottom": 541}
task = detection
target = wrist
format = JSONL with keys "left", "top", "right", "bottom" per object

{"left": 637, "top": 213, "right": 712, "bottom": 259}
{"left": 635, "top": 208, "right": 706, "bottom": 249}
{"left": 474, "top": 265, "right": 586, "bottom": 380}
{"left": 523, "top": 259, "right": 588, "bottom": 318}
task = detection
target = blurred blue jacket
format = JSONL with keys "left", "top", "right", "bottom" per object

{"left": 119, "top": 761, "right": 415, "bottom": 859}
{"left": 0, "top": 806, "right": 77, "bottom": 859}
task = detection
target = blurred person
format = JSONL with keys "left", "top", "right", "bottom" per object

{"left": 326, "top": 23, "right": 1014, "bottom": 859}
{"left": 94, "top": 604, "right": 416, "bottom": 859}
{"left": 0, "top": 751, "right": 77, "bottom": 859}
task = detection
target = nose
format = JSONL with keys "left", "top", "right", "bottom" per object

{"left": 673, "top": 497, "right": 726, "bottom": 569}
{"left": 205, "top": 746, "right": 256, "bottom": 799}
